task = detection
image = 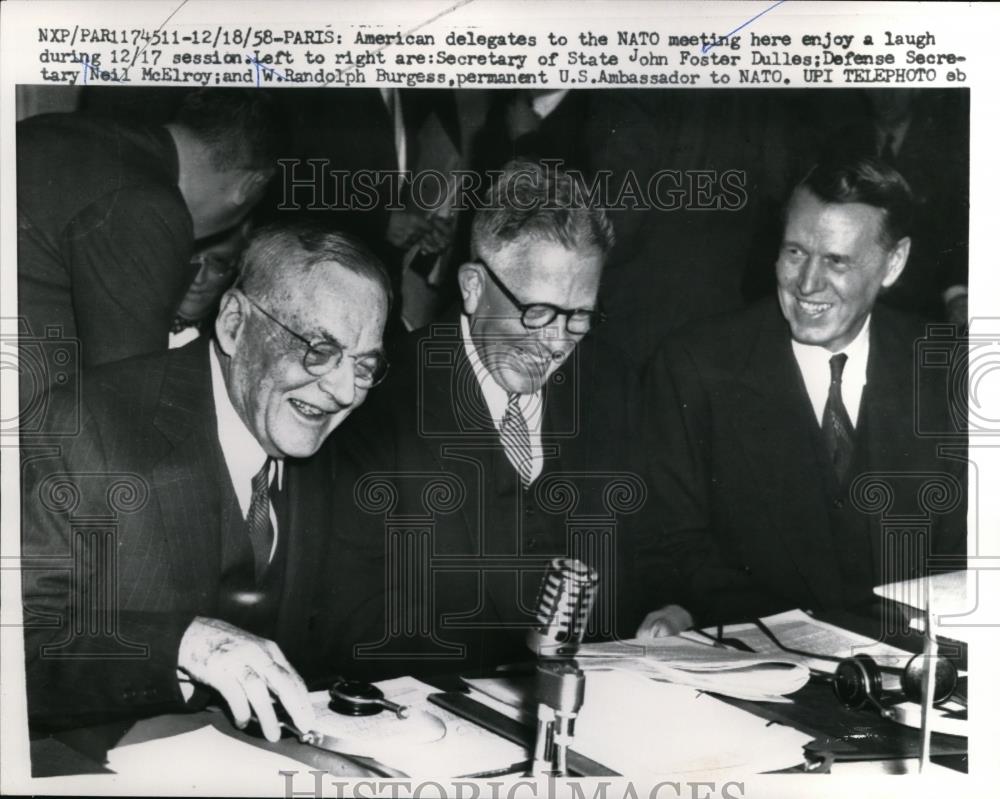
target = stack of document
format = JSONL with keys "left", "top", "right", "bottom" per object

{"left": 711, "top": 608, "right": 915, "bottom": 677}
{"left": 573, "top": 670, "right": 812, "bottom": 777}
{"left": 575, "top": 635, "right": 810, "bottom": 702}
{"left": 462, "top": 670, "right": 811, "bottom": 777}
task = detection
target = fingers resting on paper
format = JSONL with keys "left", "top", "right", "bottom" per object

{"left": 177, "top": 616, "right": 315, "bottom": 742}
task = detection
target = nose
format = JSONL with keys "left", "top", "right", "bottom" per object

{"left": 316, "top": 358, "right": 356, "bottom": 407}
{"left": 536, "top": 316, "right": 575, "bottom": 363}
{"left": 797, "top": 256, "right": 826, "bottom": 296}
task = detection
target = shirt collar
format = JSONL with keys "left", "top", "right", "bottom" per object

{"left": 460, "top": 314, "right": 542, "bottom": 427}
{"left": 209, "top": 344, "right": 282, "bottom": 515}
{"left": 790, "top": 315, "right": 871, "bottom": 426}
{"left": 790, "top": 315, "right": 870, "bottom": 372}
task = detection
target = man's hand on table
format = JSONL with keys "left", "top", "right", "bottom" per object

{"left": 636, "top": 604, "right": 694, "bottom": 638}
{"left": 177, "top": 616, "right": 315, "bottom": 742}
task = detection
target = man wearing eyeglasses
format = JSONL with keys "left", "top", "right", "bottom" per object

{"left": 335, "top": 160, "right": 647, "bottom": 678}
{"left": 21, "top": 225, "right": 391, "bottom": 742}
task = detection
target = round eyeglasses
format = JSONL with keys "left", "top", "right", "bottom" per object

{"left": 240, "top": 292, "right": 389, "bottom": 389}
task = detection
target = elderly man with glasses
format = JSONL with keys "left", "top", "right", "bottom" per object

{"left": 21, "top": 225, "right": 391, "bottom": 741}
{"left": 335, "top": 160, "right": 648, "bottom": 679}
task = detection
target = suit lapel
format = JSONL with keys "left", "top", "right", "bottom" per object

{"left": 728, "top": 304, "right": 844, "bottom": 608}
{"left": 859, "top": 308, "right": 911, "bottom": 569}
{"left": 275, "top": 446, "right": 336, "bottom": 645}
{"left": 413, "top": 319, "right": 523, "bottom": 627}
{"left": 151, "top": 341, "right": 223, "bottom": 611}
{"left": 414, "top": 319, "right": 495, "bottom": 553}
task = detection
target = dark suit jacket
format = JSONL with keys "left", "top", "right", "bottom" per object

{"left": 335, "top": 315, "right": 648, "bottom": 678}
{"left": 17, "top": 113, "right": 195, "bottom": 388}
{"left": 20, "top": 339, "right": 343, "bottom": 728}
{"left": 641, "top": 299, "right": 967, "bottom": 626}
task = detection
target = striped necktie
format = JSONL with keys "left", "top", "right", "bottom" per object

{"left": 246, "top": 457, "right": 275, "bottom": 584}
{"left": 500, "top": 392, "right": 534, "bottom": 486}
{"left": 822, "top": 354, "right": 854, "bottom": 487}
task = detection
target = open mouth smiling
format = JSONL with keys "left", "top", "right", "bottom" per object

{"left": 288, "top": 398, "right": 335, "bottom": 420}
{"left": 796, "top": 298, "right": 834, "bottom": 316}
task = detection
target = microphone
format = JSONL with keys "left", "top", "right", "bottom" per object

{"left": 526, "top": 557, "right": 599, "bottom": 777}
{"left": 526, "top": 557, "right": 599, "bottom": 658}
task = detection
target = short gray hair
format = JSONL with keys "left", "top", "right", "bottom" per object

{"left": 472, "top": 160, "right": 615, "bottom": 261}
{"left": 236, "top": 223, "right": 392, "bottom": 307}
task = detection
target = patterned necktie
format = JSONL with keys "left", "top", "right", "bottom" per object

{"left": 500, "top": 392, "right": 534, "bottom": 486}
{"left": 246, "top": 457, "right": 275, "bottom": 584}
{"left": 822, "top": 354, "right": 854, "bottom": 487}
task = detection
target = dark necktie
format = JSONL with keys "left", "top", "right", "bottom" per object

{"left": 247, "top": 457, "right": 275, "bottom": 584}
{"left": 500, "top": 392, "right": 534, "bottom": 486}
{"left": 822, "top": 354, "right": 854, "bottom": 487}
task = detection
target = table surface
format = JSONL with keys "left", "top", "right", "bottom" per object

{"left": 28, "top": 610, "right": 969, "bottom": 779}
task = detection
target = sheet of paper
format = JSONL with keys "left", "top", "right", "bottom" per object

{"left": 358, "top": 676, "right": 529, "bottom": 778}
{"left": 580, "top": 635, "right": 804, "bottom": 669}
{"left": 572, "top": 670, "right": 812, "bottom": 778}
{"left": 576, "top": 635, "right": 810, "bottom": 701}
{"left": 877, "top": 569, "right": 974, "bottom": 643}
{"left": 105, "top": 725, "right": 308, "bottom": 791}
{"left": 711, "top": 609, "right": 914, "bottom": 674}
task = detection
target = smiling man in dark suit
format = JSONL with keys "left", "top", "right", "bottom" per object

{"left": 336, "top": 161, "right": 646, "bottom": 677}
{"left": 638, "top": 157, "right": 967, "bottom": 635}
{"left": 21, "top": 225, "right": 391, "bottom": 740}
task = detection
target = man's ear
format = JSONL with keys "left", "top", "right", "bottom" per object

{"left": 233, "top": 169, "right": 271, "bottom": 205}
{"left": 881, "top": 236, "right": 911, "bottom": 289}
{"left": 457, "top": 261, "right": 485, "bottom": 315}
{"left": 214, "top": 289, "right": 247, "bottom": 357}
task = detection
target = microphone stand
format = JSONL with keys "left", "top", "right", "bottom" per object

{"left": 530, "top": 658, "right": 586, "bottom": 777}
{"left": 525, "top": 557, "right": 598, "bottom": 778}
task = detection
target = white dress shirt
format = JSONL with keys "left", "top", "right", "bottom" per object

{"left": 209, "top": 345, "right": 283, "bottom": 560}
{"left": 790, "top": 316, "right": 871, "bottom": 428}
{"left": 461, "top": 314, "right": 544, "bottom": 483}
{"left": 531, "top": 89, "right": 570, "bottom": 120}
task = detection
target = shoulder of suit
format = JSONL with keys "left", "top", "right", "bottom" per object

{"left": 652, "top": 298, "right": 777, "bottom": 365}
{"left": 870, "top": 302, "right": 931, "bottom": 343}
{"left": 69, "top": 342, "right": 208, "bottom": 423}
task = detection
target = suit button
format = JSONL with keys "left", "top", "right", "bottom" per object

{"left": 143, "top": 687, "right": 158, "bottom": 700}
{"left": 123, "top": 689, "right": 136, "bottom": 702}
{"left": 833, "top": 498, "right": 845, "bottom": 509}
{"left": 525, "top": 504, "right": 536, "bottom": 516}
{"left": 742, "top": 565, "right": 752, "bottom": 574}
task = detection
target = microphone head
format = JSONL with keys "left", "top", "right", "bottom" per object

{"left": 526, "top": 557, "right": 599, "bottom": 658}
